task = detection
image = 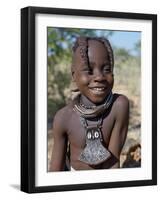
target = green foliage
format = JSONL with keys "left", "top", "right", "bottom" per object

{"left": 134, "top": 40, "right": 141, "bottom": 57}
{"left": 114, "top": 55, "right": 140, "bottom": 96}
{"left": 114, "top": 47, "right": 131, "bottom": 65}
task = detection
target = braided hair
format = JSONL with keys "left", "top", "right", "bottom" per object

{"left": 72, "top": 36, "right": 114, "bottom": 71}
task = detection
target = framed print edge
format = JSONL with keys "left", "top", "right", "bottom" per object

{"left": 21, "top": 7, "right": 36, "bottom": 193}
{"left": 21, "top": 6, "right": 157, "bottom": 193}
{"left": 152, "top": 14, "right": 157, "bottom": 185}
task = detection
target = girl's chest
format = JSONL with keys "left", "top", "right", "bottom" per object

{"left": 66, "top": 112, "right": 115, "bottom": 148}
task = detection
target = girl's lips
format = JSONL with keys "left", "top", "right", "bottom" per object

{"left": 89, "top": 87, "right": 107, "bottom": 95}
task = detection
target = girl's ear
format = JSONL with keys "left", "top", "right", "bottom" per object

{"left": 111, "top": 73, "right": 114, "bottom": 89}
{"left": 71, "top": 69, "right": 79, "bottom": 92}
{"left": 71, "top": 68, "right": 76, "bottom": 82}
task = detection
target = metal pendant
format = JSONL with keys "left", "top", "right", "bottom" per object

{"left": 79, "top": 127, "right": 111, "bottom": 165}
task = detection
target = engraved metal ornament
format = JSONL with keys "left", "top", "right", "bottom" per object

{"left": 79, "top": 128, "right": 111, "bottom": 165}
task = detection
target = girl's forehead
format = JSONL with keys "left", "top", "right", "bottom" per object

{"left": 74, "top": 40, "right": 107, "bottom": 59}
{"left": 88, "top": 40, "right": 108, "bottom": 58}
{"left": 88, "top": 39, "right": 106, "bottom": 49}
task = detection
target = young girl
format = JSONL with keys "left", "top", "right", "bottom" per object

{"left": 50, "top": 37, "right": 129, "bottom": 171}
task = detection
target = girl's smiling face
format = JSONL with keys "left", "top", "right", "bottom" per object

{"left": 72, "top": 39, "right": 114, "bottom": 104}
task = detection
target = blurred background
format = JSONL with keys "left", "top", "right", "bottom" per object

{"left": 47, "top": 28, "right": 141, "bottom": 170}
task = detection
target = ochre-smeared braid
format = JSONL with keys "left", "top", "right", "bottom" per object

{"left": 72, "top": 37, "right": 89, "bottom": 65}
{"left": 96, "top": 37, "right": 114, "bottom": 70}
{"left": 72, "top": 36, "right": 114, "bottom": 70}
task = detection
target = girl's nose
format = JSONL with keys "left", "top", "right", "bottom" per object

{"left": 93, "top": 70, "right": 105, "bottom": 82}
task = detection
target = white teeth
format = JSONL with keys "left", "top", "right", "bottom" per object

{"left": 92, "top": 88, "right": 105, "bottom": 91}
{"left": 89, "top": 87, "right": 106, "bottom": 95}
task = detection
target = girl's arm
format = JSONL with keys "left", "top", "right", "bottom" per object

{"left": 49, "top": 110, "right": 68, "bottom": 171}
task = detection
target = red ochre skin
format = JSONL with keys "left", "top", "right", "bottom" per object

{"left": 49, "top": 39, "right": 129, "bottom": 171}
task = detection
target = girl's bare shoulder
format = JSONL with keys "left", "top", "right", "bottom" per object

{"left": 112, "top": 93, "right": 129, "bottom": 118}
{"left": 113, "top": 93, "right": 129, "bottom": 107}
{"left": 53, "top": 102, "right": 75, "bottom": 124}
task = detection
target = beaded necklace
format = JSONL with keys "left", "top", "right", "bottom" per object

{"left": 74, "top": 91, "right": 113, "bottom": 119}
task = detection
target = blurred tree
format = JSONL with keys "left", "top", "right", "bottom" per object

{"left": 113, "top": 47, "right": 131, "bottom": 67}
{"left": 134, "top": 40, "right": 141, "bottom": 57}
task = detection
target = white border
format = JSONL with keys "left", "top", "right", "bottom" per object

{"left": 35, "top": 14, "right": 152, "bottom": 186}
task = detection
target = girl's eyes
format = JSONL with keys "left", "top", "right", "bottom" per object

{"left": 81, "top": 66, "right": 111, "bottom": 74}
{"left": 103, "top": 67, "right": 111, "bottom": 73}
{"left": 82, "top": 68, "right": 93, "bottom": 74}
